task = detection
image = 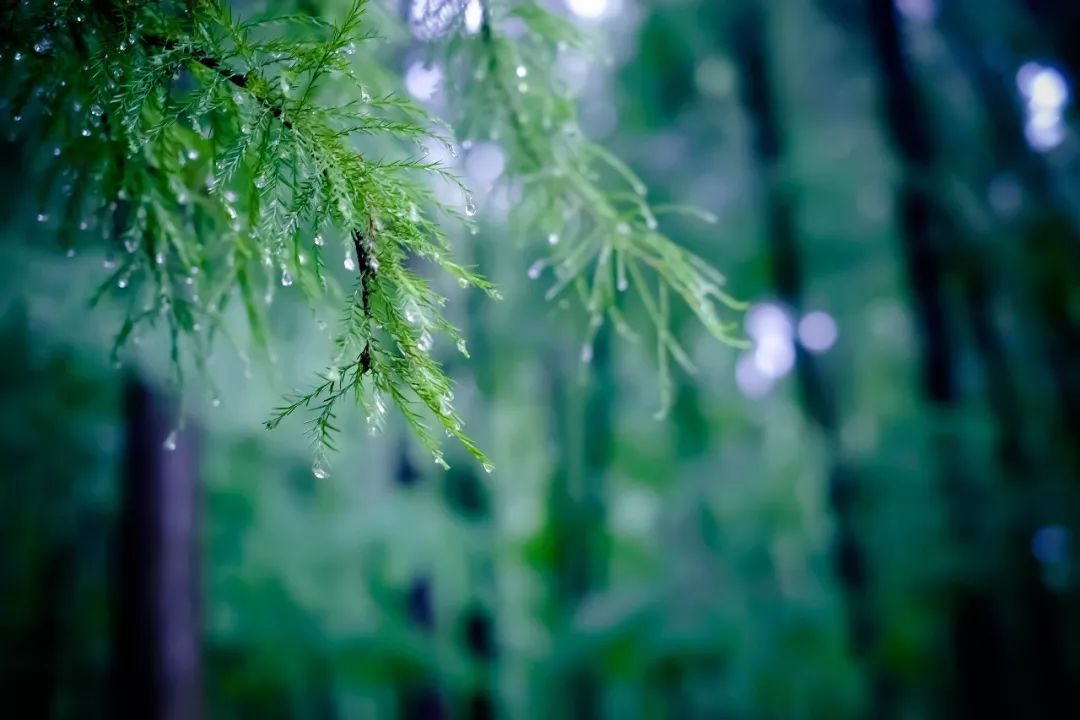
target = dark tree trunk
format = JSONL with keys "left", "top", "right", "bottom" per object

{"left": 864, "top": 1, "right": 1015, "bottom": 716}
{"left": 113, "top": 379, "right": 201, "bottom": 720}
{"left": 729, "top": 1, "right": 886, "bottom": 712}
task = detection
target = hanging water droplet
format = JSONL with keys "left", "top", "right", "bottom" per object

{"left": 90, "top": 104, "right": 104, "bottom": 117}
{"left": 645, "top": 215, "right": 658, "bottom": 230}
{"left": 345, "top": 42, "right": 357, "bottom": 56}
{"left": 445, "top": 141, "right": 457, "bottom": 158}
{"left": 81, "top": 127, "right": 92, "bottom": 137}
{"left": 482, "top": 462, "right": 494, "bottom": 474}
{"left": 456, "top": 338, "right": 469, "bottom": 357}
{"left": 13, "top": 52, "right": 23, "bottom": 62}
{"left": 79, "top": 220, "right": 89, "bottom": 230}
{"left": 516, "top": 65, "right": 528, "bottom": 78}
{"left": 36, "top": 212, "right": 48, "bottom": 223}
{"left": 13, "top": 114, "right": 22, "bottom": 123}
{"left": 548, "top": 232, "right": 560, "bottom": 246}
{"left": 254, "top": 174, "right": 267, "bottom": 189}
{"left": 211, "top": 397, "right": 221, "bottom": 408}
{"left": 124, "top": 237, "right": 138, "bottom": 253}
{"left": 117, "top": 275, "right": 129, "bottom": 288}
{"left": 33, "top": 38, "right": 52, "bottom": 55}
{"left": 280, "top": 268, "right": 293, "bottom": 286}
{"left": 162, "top": 431, "right": 178, "bottom": 452}
{"left": 464, "top": 194, "right": 477, "bottom": 217}
{"left": 311, "top": 462, "right": 329, "bottom": 479}
{"left": 527, "top": 260, "right": 545, "bottom": 279}
{"left": 581, "top": 343, "right": 594, "bottom": 363}
{"left": 361, "top": 86, "right": 371, "bottom": 102}
{"left": 313, "top": 234, "right": 325, "bottom": 246}
{"left": 155, "top": 251, "right": 165, "bottom": 265}
{"left": 417, "top": 329, "right": 433, "bottom": 352}
{"left": 457, "top": 277, "right": 469, "bottom": 288}
{"left": 52, "top": 146, "right": 61, "bottom": 156}
{"left": 343, "top": 256, "right": 356, "bottom": 271}
{"left": 65, "top": 248, "right": 76, "bottom": 258}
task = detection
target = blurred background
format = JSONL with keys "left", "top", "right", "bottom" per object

{"left": 3, "top": 0, "right": 1080, "bottom": 717}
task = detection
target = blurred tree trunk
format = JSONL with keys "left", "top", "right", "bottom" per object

{"left": 934, "top": 3, "right": 1079, "bottom": 712}
{"left": 728, "top": 1, "right": 887, "bottom": 713}
{"left": 543, "top": 329, "right": 612, "bottom": 720}
{"left": 112, "top": 379, "right": 201, "bottom": 720}
{"left": 865, "top": 1, "right": 1016, "bottom": 716}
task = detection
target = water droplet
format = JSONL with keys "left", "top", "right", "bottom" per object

{"left": 13, "top": 114, "right": 21, "bottom": 123}
{"left": 313, "top": 234, "right": 324, "bottom": 246}
{"left": 345, "top": 42, "right": 357, "bottom": 56}
{"left": 81, "top": 127, "right": 92, "bottom": 137}
{"left": 482, "top": 462, "right": 494, "bottom": 474}
{"left": 155, "top": 251, "right": 165, "bottom": 265}
{"left": 343, "top": 256, "right": 356, "bottom": 271}
{"left": 65, "top": 248, "right": 76, "bottom": 258}
{"left": 13, "top": 52, "right": 23, "bottom": 62}
{"left": 616, "top": 222, "right": 631, "bottom": 235}
{"left": 464, "top": 194, "right": 477, "bottom": 217}
{"left": 527, "top": 260, "right": 545, "bottom": 279}
{"left": 280, "top": 268, "right": 293, "bottom": 286}
{"left": 581, "top": 343, "right": 594, "bottom": 363}
{"left": 162, "top": 431, "right": 177, "bottom": 452}
{"left": 418, "top": 329, "right": 433, "bottom": 352}
{"left": 52, "top": 146, "right": 61, "bottom": 157}
{"left": 517, "top": 81, "right": 528, "bottom": 93}
{"left": 645, "top": 215, "right": 658, "bottom": 230}
{"left": 33, "top": 38, "right": 52, "bottom": 55}
{"left": 117, "top": 275, "right": 129, "bottom": 289}
{"left": 457, "top": 277, "right": 469, "bottom": 288}
{"left": 312, "top": 462, "right": 329, "bottom": 479}
{"left": 124, "top": 238, "right": 138, "bottom": 253}
{"left": 90, "top": 104, "right": 104, "bottom": 117}
{"left": 361, "top": 86, "right": 371, "bottom": 102}
{"left": 79, "top": 220, "right": 89, "bottom": 230}
{"left": 516, "top": 65, "right": 528, "bottom": 78}
{"left": 36, "top": 212, "right": 48, "bottom": 222}
{"left": 211, "top": 397, "right": 221, "bottom": 408}
{"left": 548, "top": 232, "right": 560, "bottom": 246}
{"left": 456, "top": 338, "right": 469, "bottom": 356}
{"left": 254, "top": 174, "right": 267, "bottom": 189}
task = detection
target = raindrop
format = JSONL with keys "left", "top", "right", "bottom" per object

{"left": 65, "top": 248, "right": 76, "bottom": 258}
{"left": 361, "top": 86, "right": 371, "bottom": 102}
{"left": 33, "top": 38, "right": 52, "bottom": 55}
{"left": 254, "top": 175, "right": 267, "bottom": 189}
{"left": 464, "top": 194, "right": 477, "bottom": 217}
{"left": 457, "top": 277, "right": 469, "bottom": 288}
{"left": 52, "top": 146, "right": 61, "bottom": 157}
{"left": 124, "top": 238, "right": 138, "bottom": 253}
{"left": 162, "top": 431, "right": 178, "bottom": 451}
{"left": 482, "top": 462, "right": 494, "bottom": 474}
{"left": 343, "top": 256, "right": 356, "bottom": 271}
{"left": 548, "top": 232, "right": 560, "bottom": 246}
{"left": 117, "top": 275, "right": 128, "bottom": 289}
{"left": 527, "top": 260, "right": 545, "bottom": 279}
{"left": 36, "top": 212, "right": 48, "bottom": 222}
{"left": 280, "top": 268, "right": 293, "bottom": 287}
{"left": 91, "top": 104, "right": 104, "bottom": 117}
{"left": 516, "top": 65, "right": 528, "bottom": 78}
{"left": 313, "top": 234, "right": 325, "bottom": 246}
{"left": 418, "top": 329, "right": 433, "bottom": 352}
{"left": 211, "top": 397, "right": 222, "bottom": 408}
{"left": 344, "top": 42, "right": 357, "bottom": 56}
{"left": 187, "top": 148, "right": 199, "bottom": 160}
{"left": 581, "top": 343, "right": 594, "bottom": 363}
{"left": 456, "top": 338, "right": 469, "bottom": 356}
{"left": 155, "top": 251, "right": 165, "bottom": 265}
{"left": 81, "top": 128, "right": 92, "bottom": 137}
{"left": 312, "top": 462, "right": 329, "bottom": 479}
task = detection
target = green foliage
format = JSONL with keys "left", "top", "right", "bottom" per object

{"left": 1, "top": 0, "right": 743, "bottom": 469}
